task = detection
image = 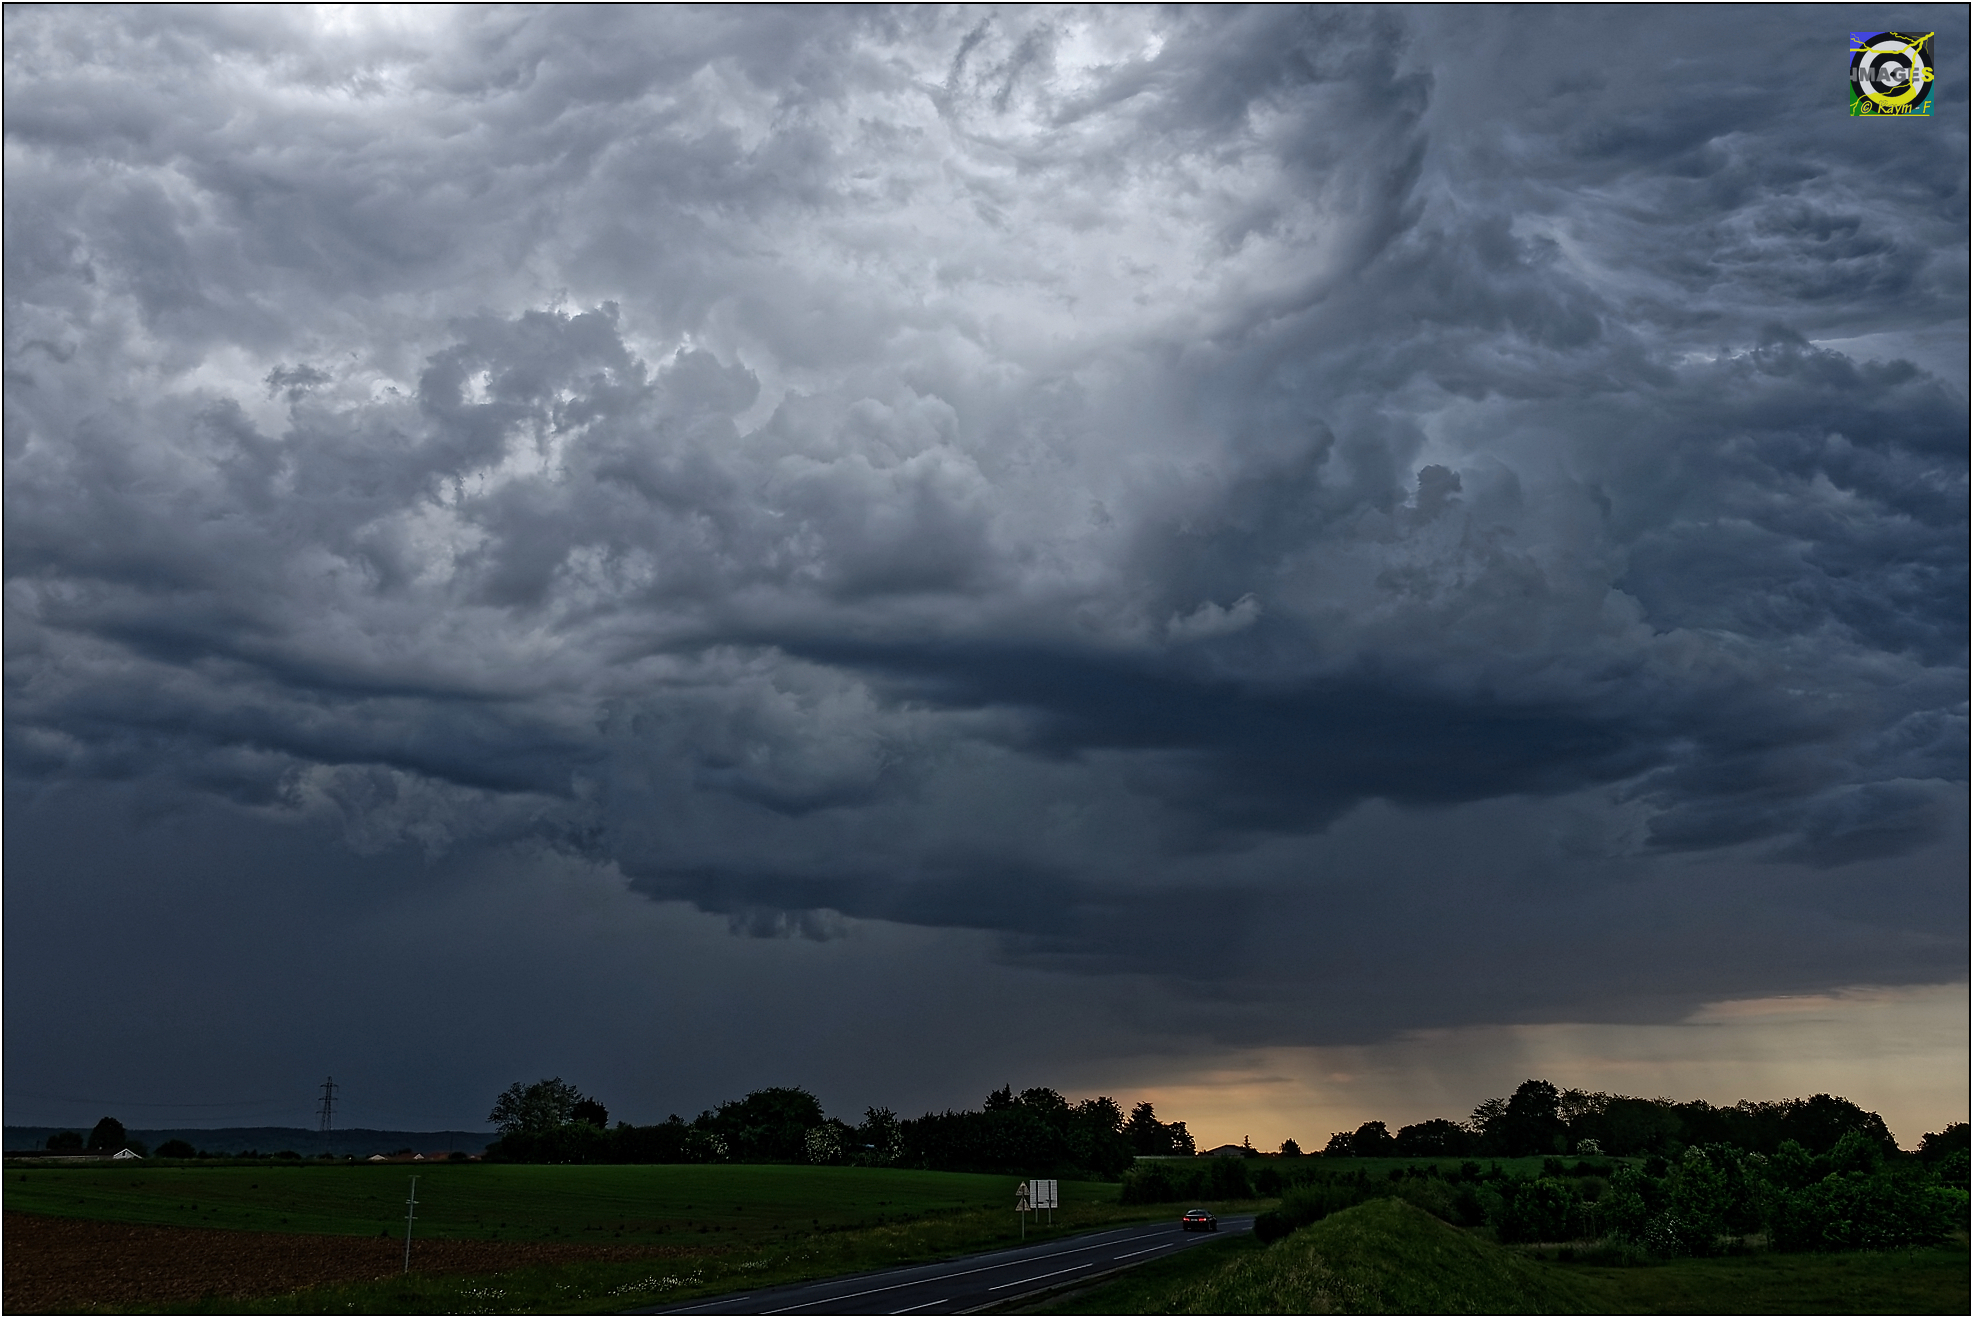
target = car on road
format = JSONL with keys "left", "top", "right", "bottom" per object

{"left": 1180, "top": 1208, "right": 1218, "bottom": 1231}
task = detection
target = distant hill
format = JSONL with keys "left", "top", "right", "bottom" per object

{"left": 5, "top": 1125, "right": 493, "bottom": 1158}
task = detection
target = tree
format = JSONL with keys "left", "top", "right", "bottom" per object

{"left": 1392, "top": 1118, "right": 1475, "bottom": 1157}
{"left": 1279, "top": 1137, "right": 1303, "bottom": 1157}
{"left": 1776, "top": 1094, "right": 1897, "bottom": 1156}
{"left": 87, "top": 1117, "right": 128, "bottom": 1152}
{"left": 45, "top": 1130, "right": 83, "bottom": 1151}
{"left": 857, "top": 1106, "right": 904, "bottom": 1164}
{"left": 572, "top": 1098, "right": 609, "bottom": 1128}
{"left": 1022, "top": 1087, "right": 1072, "bottom": 1116}
{"left": 1348, "top": 1120, "right": 1394, "bottom": 1156}
{"left": 700, "top": 1087, "right": 824, "bottom": 1162}
{"left": 155, "top": 1139, "right": 198, "bottom": 1159}
{"left": 1598, "top": 1096, "right": 1683, "bottom": 1155}
{"left": 1469, "top": 1097, "right": 1507, "bottom": 1146}
{"left": 897, "top": 1086, "right": 1145, "bottom": 1176}
{"left": 488, "top": 1078, "right": 589, "bottom": 1135}
{"left": 1499, "top": 1080, "right": 1569, "bottom": 1156}
{"left": 1124, "top": 1102, "right": 1166, "bottom": 1155}
{"left": 1068, "top": 1096, "right": 1133, "bottom": 1177}
{"left": 1123, "top": 1101, "right": 1192, "bottom": 1158}
{"left": 1919, "top": 1122, "right": 1969, "bottom": 1164}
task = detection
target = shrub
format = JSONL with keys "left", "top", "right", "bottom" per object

{"left": 1769, "top": 1171, "right": 1966, "bottom": 1252}
{"left": 1208, "top": 1153, "right": 1253, "bottom": 1200}
{"left": 1932, "top": 1149, "right": 1969, "bottom": 1189}
{"left": 1120, "top": 1155, "right": 1259, "bottom": 1205}
{"left": 155, "top": 1139, "right": 197, "bottom": 1159}
{"left": 1254, "top": 1175, "right": 1377, "bottom": 1242}
{"left": 1118, "top": 1160, "right": 1181, "bottom": 1205}
{"left": 1496, "top": 1176, "right": 1575, "bottom": 1244}
{"left": 1600, "top": 1165, "right": 1651, "bottom": 1241}
{"left": 803, "top": 1121, "right": 848, "bottom": 1165}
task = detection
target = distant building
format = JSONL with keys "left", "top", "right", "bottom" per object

{"left": 1201, "top": 1143, "right": 1247, "bottom": 1159}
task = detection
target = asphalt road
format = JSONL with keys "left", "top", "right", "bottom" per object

{"left": 634, "top": 1214, "right": 1254, "bottom": 1315}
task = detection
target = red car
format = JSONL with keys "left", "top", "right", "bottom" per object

{"left": 1181, "top": 1208, "right": 1218, "bottom": 1231}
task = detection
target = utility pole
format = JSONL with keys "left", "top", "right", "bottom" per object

{"left": 403, "top": 1176, "right": 418, "bottom": 1273}
{"left": 318, "top": 1076, "right": 338, "bottom": 1134}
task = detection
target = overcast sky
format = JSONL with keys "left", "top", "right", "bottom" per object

{"left": 6, "top": 5, "right": 1967, "bottom": 1146}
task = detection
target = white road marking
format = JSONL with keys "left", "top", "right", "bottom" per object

{"left": 1112, "top": 1242, "right": 1179, "bottom": 1259}
{"left": 988, "top": 1260, "right": 1100, "bottom": 1291}
{"left": 757, "top": 1229, "right": 1159, "bottom": 1312}
{"left": 659, "top": 1221, "right": 1233, "bottom": 1314}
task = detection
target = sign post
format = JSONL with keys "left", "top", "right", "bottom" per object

{"left": 1016, "top": 1179, "right": 1030, "bottom": 1239}
{"left": 403, "top": 1176, "right": 418, "bottom": 1273}
{"left": 1031, "top": 1178, "right": 1058, "bottom": 1227}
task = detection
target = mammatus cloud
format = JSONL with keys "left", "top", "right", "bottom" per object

{"left": 5, "top": 6, "right": 1966, "bottom": 1082}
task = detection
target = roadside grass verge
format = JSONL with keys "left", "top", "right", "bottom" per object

{"left": 1036, "top": 1198, "right": 1969, "bottom": 1316}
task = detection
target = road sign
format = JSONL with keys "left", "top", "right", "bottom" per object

{"left": 1016, "top": 1180, "right": 1031, "bottom": 1212}
{"left": 1030, "top": 1178, "right": 1058, "bottom": 1210}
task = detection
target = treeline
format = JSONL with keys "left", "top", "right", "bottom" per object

{"left": 38, "top": 1117, "right": 147, "bottom": 1157}
{"left": 1238, "top": 1124, "right": 1969, "bottom": 1257}
{"left": 1321, "top": 1079, "right": 1907, "bottom": 1159}
{"left": 483, "top": 1078, "right": 1194, "bottom": 1178}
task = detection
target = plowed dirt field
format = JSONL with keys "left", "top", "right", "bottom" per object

{"left": 4, "top": 1211, "right": 694, "bottom": 1313}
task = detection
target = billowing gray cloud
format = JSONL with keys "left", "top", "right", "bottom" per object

{"left": 5, "top": 6, "right": 1966, "bottom": 1124}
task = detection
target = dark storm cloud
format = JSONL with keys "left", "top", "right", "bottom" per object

{"left": 5, "top": 3, "right": 1966, "bottom": 1071}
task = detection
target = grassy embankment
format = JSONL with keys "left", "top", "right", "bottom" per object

{"left": 1041, "top": 1197, "right": 1970, "bottom": 1316}
{"left": 6, "top": 1161, "right": 1252, "bottom": 1313}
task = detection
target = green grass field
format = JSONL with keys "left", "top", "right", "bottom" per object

{"left": 1043, "top": 1197, "right": 1971, "bottom": 1315}
{"left": 5, "top": 1161, "right": 1097, "bottom": 1243}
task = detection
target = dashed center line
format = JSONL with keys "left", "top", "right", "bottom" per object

{"left": 988, "top": 1260, "right": 1097, "bottom": 1291}
{"left": 1112, "top": 1241, "right": 1177, "bottom": 1259}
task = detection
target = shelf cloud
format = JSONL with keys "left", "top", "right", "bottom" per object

{"left": 5, "top": 6, "right": 1965, "bottom": 1134}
